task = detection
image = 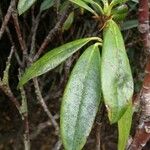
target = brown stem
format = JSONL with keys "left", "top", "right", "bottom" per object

{"left": 0, "top": 46, "right": 20, "bottom": 110}
{"left": 138, "top": 0, "right": 150, "bottom": 53}
{"left": 128, "top": 66, "right": 150, "bottom": 149}
{"left": 128, "top": 0, "right": 150, "bottom": 149}
{"left": 0, "top": 0, "right": 17, "bottom": 40}
{"left": 30, "top": 121, "right": 51, "bottom": 139}
{"left": 33, "top": 78, "right": 59, "bottom": 132}
{"left": 12, "top": 10, "right": 28, "bottom": 57}
{"left": 95, "top": 123, "right": 101, "bottom": 150}
{"left": 0, "top": 84, "right": 20, "bottom": 110}
{"left": 33, "top": 5, "right": 72, "bottom": 60}
{"left": 23, "top": 115, "right": 30, "bottom": 150}
{"left": 30, "top": 11, "right": 41, "bottom": 56}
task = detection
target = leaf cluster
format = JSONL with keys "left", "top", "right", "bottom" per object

{"left": 18, "top": 0, "right": 134, "bottom": 150}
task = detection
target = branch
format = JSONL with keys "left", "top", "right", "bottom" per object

{"left": 128, "top": 0, "right": 150, "bottom": 149}
{"left": 30, "top": 120, "right": 51, "bottom": 139}
{"left": 0, "top": 46, "right": 20, "bottom": 110}
{"left": 33, "top": 5, "right": 72, "bottom": 60}
{"left": 0, "top": 0, "right": 17, "bottom": 40}
{"left": 12, "top": 10, "right": 28, "bottom": 57}
{"left": 30, "top": 11, "right": 41, "bottom": 56}
{"left": 138, "top": 0, "right": 150, "bottom": 53}
{"left": 33, "top": 78, "right": 59, "bottom": 132}
{"left": 19, "top": 70, "right": 30, "bottom": 150}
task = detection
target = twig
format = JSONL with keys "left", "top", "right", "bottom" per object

{"left": 33, "top": 5, "right": 72, "bottom": 60}
{"left": 19, "top": 82, "right": 30, "bottom": 150}
{"left": 5, "top": 26, "right": 23, "bottom": 67}
{"left": 0, "top": 0, "right": 17, "bottom": 40}
{"left": 52, "top": 140, "right": 62, "bottom": 150}
{"left": 33, "top": 78, "right": 59, "bottom": 132}
{"left": 95, "top": 123, "right": 101, "bottom": 150}
{"left": 0, "top": 46, "right": 20, "bottom": 110}
{"left": 12, "top": 10, "right": 28, "bottom": 57}
{"left": 0, "top": 5, "right": 23, "bottom": 67}
{"left": 0, "top": 83, "right": 20, "bottom": 109}
{"left": 18, "top": 69, "right": 30, "bottom": 150}
{"left": 128, "top": 0, "right": 150, "bottom": 149}
{"left": 23, "top": 115, "right": 30, "bottom": 150}
{"left": 30, "top": 121, "right": 51, "bottom": 139}
{"left": 30, "top": 11, "right": 41, "bottom": 56}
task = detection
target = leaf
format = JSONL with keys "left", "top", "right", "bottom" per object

{"left": 101, "top": 20, "right": 133, "bottom": 123}
{"left": 112, "top": 5, "right": 128, "bottom": 21}
{"left": 131, "top": 0, "right": 138, "bottom": 3}
{"left": 83, "top": 0, "right": 103, "bottom": 14}
{"left": 69, "top": 0, "right": 98, "bottom": 16}
{"left": 17, "top": 0, "right": 37, "bottom": 15}
{"left": 62, "top": 11, "right": 74, "bottom": 31}
{"left": 112, "top": 4, "right": 128, "bottom": 15}
{"left": 102, "top": 0, "right": 108, "bottom": 6}
{"left": 60, "top": 44, "right": 101, "bottom": 150}
{"left": 110, "top": 0, "right": 128, "bottom": 6}
{"left": 113, "top": 13, "right": 127, "bottom": 21}
{"left": 121, "top": 20, "right": 138, "bottom": 31}
{"left": 18, "top": 37, "right": 101, "bottom": 87}
{"left": 118, "top": 102, "right": 133, "bottom": 150}
{"left": 40, "top": 0, "right": 54, "bottom": 12}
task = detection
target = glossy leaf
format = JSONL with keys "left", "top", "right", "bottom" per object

{"left": 17, "top": 0, "right": 37, "bottom": 15}
{"left": 113, "top": 13, "right": 127, "bottom": 21}
{"left": 131, "top": 0, "right": 138, "bottom": 3}
{"left": 62, "top": 11, "right": 74, "bottom": 31}
{"left": 112, "top": 5, "right": 128, "bottom": 21}
{"left": 118, "top": 102, "right": 133, "bottom": 150}
{"left": 61, "top": 44, "right": 101, "bottom": 150}
{"left": 40, "top": 0, "right": 54, "bottom": 12}
{"left": 111, "top": 0, "right": 128, "bottom": 6}
{"left": 18, "top": 37, "right": 100, "bottom": 87}
{"left": 101, "top": 20, "right": 133, "bottom": 123}
{"left": 112, "top": 4, "right": 128, "bottom": 15}
{"left": 69, "top": 0, "right": 98, "bottom": 16}
{"left": 83, "top": 0, "right": 104, "bottom": 14}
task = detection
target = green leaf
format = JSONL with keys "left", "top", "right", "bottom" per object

{"left": 62, "top": 11, "right": 74, "bottom": 31}
{"left": 131, "top": 0, "right": 138, "bottom": 3}
{"left": 17, "top": 0, "right": 37, "bottom": 15}
{"left": 121, "top": 20, "right": 138, "bottom": 31}
{"left": 61, "top": 44, "right": 101, "bottom": 150}
{"left": 69, "top": 0, "right": 98, "bottom": 16}
{"left": 101, "top": 20, "right": 133, "bottom": 123}
{"left": 112, "top": 5, "right": 128, "bottom": 21}
{"left": 112, "top": 4, "right": 128, "bottom": 15}
{"left": 40, "top": 0, "right": 54, "bottom": 12}
{"left": 118, "top": 102, "right": 133, "bottom": 150}
{"left": 18, "top": 37, "right": 101, "bottom": 87}
{"left": 102, "top": 0, "right": 108, "bottom": 6}
{"left": 110, "top": 0, "right": 128, "bottom": 7}
{"left": 113, "top": 13, "right": 127, "bottom": 21}
{"left": 83, "top": 0, "right": 104, "bottom": 14}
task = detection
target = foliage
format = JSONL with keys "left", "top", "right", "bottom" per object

{"left": 17, "top": 0, "right": 135, "bottom": 149}
{"left": 61, "top": 44, "right": 101, "bottom": 150}
{"left": 0, "top": 0, "right": 140, "bottom": 149}
{"left": 101, "top": 19, "right": 133, "bottom": 123}
{"left": 18, "top": 0, "right": 37, "bottom": 15}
